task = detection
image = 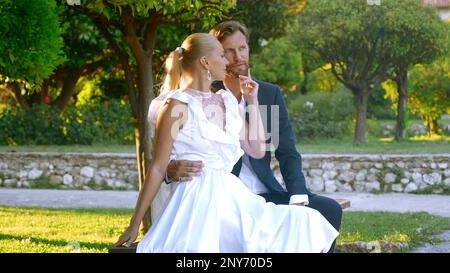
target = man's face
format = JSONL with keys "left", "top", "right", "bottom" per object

{"left": 220, "top": 31, "right": 250, "bottom": 78}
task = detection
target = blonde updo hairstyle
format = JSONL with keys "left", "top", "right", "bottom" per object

{"left": 160, "top": 33, "right": 219, "bottom": 94}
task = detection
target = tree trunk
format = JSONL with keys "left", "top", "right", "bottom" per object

{"left": 135, "top": 59, "right": 154, "bottom": 234}
{"left": 86, "top": 9, "right": 156, "bottom": 234}
{"left": 40, "top": 79, "right": 50, "bottom": 103}
{"left": 354, "top": 89, "right": 369, "bottom": 145}
{"left": 123, "top": 17, "right": 158, "bottom": 234}
{"left": 53, "top": 68, "right": 82, "bottom": 110}
{"left": 28, "top": 80, "right": 50, "bottom": 105}
{"left": 431, "top": 118, "right": 438, "bottom": 136}
{"left": 394, "top": 69, "right": 408, "bottom": 141}
{"left": 300, "top": 64, "right": 309, "bottom": 95}
{"left": 11, "top": 82, "right": 29, "bottom": 109}
{"left": 424, "top": 115, "right": 431, "bottom": 137}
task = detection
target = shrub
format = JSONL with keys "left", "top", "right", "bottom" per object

{"left": 366, "top": 119, "right": 383, "bottom": 138}
{"left": 288, "top": 89, "right": 354, "bottom": 141}
{"left": 0, "top": 100, "right": 134, "bottom": 145}
{"left": 0, "top": 104, "right": 66, "bottom": 145}
{"left": 367, "top": 87, "right": 396, "bottom": 120}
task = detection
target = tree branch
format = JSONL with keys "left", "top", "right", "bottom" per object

{"left": 73, "top": 5, "right": 123, "bottom": 31}
{"left": 121, "top": 55, "right": 139, "bottom": 120}
{"left": 144, "top": 21, "right": 159, "bottom": 53}
{"left": 80, "top": 5, "right": 139, "bottom": 119}
{"left": 121, "top": 9, "right": 146, "bottom": 64}
{"left": 89, "top": 16, "right": 125, "bottom": 56}
{"left": 160, "top": 4, "right": 224, "bottom": 25}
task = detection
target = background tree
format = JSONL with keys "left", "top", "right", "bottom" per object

{"left": 229, "top": 0, "right": 306, "bottom": 53}
{"left": 69, "top": 0, "right": 235, "bottom": 233}
{"left": 306, "top": 65, "right": 340, "bottom": 94}
{"left": 250, "top": 37, "right": 303, "bottom": 95}
{"left": 383, "top": 0, "right": 448, "bottom": 140}
{"left": 289, "top": 18, "right": 325, "bottom": 95}
{"left": 0, "top": 1, "right": 113, "bottom": 111}
{"left": 50, "top": 5, "right": 114, "bottom": 110}
{"left": 298, "top": 0, "right": 398, "bottom": 145}
{"left": 296, "top": 0, "right": 448, "bottom": 145}
{"left": 223, "top": 0, "right": 309, "bottom": 102}
{"left": 408, "top": 59, "right": 450, "bottom": 136}
{"left": 0, "top": 0, "right": 66, "bottom": 108}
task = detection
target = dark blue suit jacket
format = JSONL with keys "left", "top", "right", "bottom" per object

{"left": 213, "top": 80, "right": 311, "bottom": 197}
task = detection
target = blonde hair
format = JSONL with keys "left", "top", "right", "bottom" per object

{"left": 160, "top": 33, "right": 219, "bottom": 94}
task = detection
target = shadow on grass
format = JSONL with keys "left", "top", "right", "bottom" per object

{"left": 0, "top": 233, "right": 111, "bottom": 251}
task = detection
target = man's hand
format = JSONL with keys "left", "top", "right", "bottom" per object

{"left": 238, "top": 75, "right": 259, "bottom": 105}
{"left": 167, "top": 160, "right": 203, "bottom": 182}
{"left": 292, "top": 202, "right": 305, "bottom": 206}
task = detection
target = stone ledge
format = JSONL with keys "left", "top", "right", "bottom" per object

{"left": 336, "top": 241, "right": 409, "bottom": 253}
{"left": 335, "top": 198, "right": 351, "bottom": 210}
{"left": 2, "top": 152, "right": 448, "bottom": 193}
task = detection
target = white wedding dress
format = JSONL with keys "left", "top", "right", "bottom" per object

{"left": 137, "top": 89, "right": 338, "bottom": 253}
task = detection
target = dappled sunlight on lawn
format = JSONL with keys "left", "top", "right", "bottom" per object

{"left": 409, "top": 135, "right": 450, "bottom": 142}
{"left": 379, "top": 135, "right": 450, "bottom": 142}
{"left": 0, "top": 207, "right": 135, "bottom": 253}
{"left": 337, "top": 211, "right": 450, "bottom": 251}
{"left": 1, "top": 208, "right": 449, "bottom": 253}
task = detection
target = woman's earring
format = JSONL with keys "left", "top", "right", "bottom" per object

{"left": 207, "top": 70, "right": 212, "bottom": 81}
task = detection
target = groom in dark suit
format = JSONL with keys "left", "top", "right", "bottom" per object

{"left": 165, "top": 21, "right": 342, "bottom": 252}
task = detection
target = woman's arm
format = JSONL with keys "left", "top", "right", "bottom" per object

{"left": 238, "top": 76, "right": 265, "bottom": 159}
{"left": 113, "top": 98, "right": 187, "bottom": 247}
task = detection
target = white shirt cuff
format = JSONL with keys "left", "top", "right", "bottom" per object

{"left": 289, "top": 194, "right": 309, "bottom": 206}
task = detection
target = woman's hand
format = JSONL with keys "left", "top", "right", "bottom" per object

{"left": 113, "top": 225, "right": 139, "bottom": 247}
{"left": 239, "top": 75, "right": 259, "bottom": 104}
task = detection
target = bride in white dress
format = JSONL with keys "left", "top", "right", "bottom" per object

{"left": 113, "top": 33, "right": 338, "bottom": 253}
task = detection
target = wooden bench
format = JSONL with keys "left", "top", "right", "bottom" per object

{"left": 108, "top": 198, "right": 350, "bottom": 253}
{"left": 109, "top": 242, "right": 139, "bottom": 253}
{"left": 335, "top": 198, "right": 351, "bottom": 210}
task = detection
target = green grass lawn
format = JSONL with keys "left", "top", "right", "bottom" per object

{"left": 1, "top": 206, "right": 449, "bottom": 253}
{"left": 298, "top": 136, "right": 450, "bottom": 154}
{"left": 339, "top": 211, "right": 450, "bottom": 250}
{"left": 0, "top": 136, "right": 449, "bottom": 154}
{"left": 0, "top": 145, "right": 136, "bottom": 154}
{"left": 0, "top": 206, "right": 133, "bottom": 253}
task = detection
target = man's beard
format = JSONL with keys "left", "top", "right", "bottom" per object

{"left": 226, "top": 62, "right": 249, "bottom": 78}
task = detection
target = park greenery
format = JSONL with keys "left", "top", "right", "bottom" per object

{"left": 0, "top": 0, "right": 449, "bottom": 231}
{"left": 1, "top": 206, "right": 449, "bottom": 253}
{"left": 0, "top": 0, "right": 450, "bottom": 252}
{"left": 296, "top": 0, "right": 449, "bottom": 144}
{"left": 0, "top": 0, "right": 447, "bottom": 144}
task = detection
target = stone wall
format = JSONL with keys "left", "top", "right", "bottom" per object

{"left": 0, "top": 153, "right": 139, "bottom": 191}
{"left": 0, "top": 152, "right": 449, "bottom": 193}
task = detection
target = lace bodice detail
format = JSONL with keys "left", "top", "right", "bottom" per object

{"left": 184, "top": 89, "right": 226, "bottom": 131}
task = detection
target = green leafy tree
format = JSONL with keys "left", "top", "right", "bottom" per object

{"left": 298, "top": 0, "right": 395, "bottom": 144}
{"left": 49, "top": 5, "right": 114, "bottom": 110}
{"left": 0, "top": 1, "right": 114, "bottom": 111}
{"left": 306, "top": 65, "right": 340, "bottom": 94}
{"left": 229, "top": 0, "right": 306, "bottom": 52}
{"left": 384, "top": 0, "right": 448, "bottom": 140}
{"left": 69, "top": 0, "right": 235, "bottom": 232}
{"left": 297, "top": 0, "right": 448, "bottom": 145}
{"left": 250, "top": 37, "right": 303, "bottom": 94}
{"left": 408, "top": 59, "right": 450, "bottom": 136}
{"left": 0, "top": 0, "right": 66, "bottom": 106}
{"left": 289, "top": 17, "right": 326, "bottom": 95}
